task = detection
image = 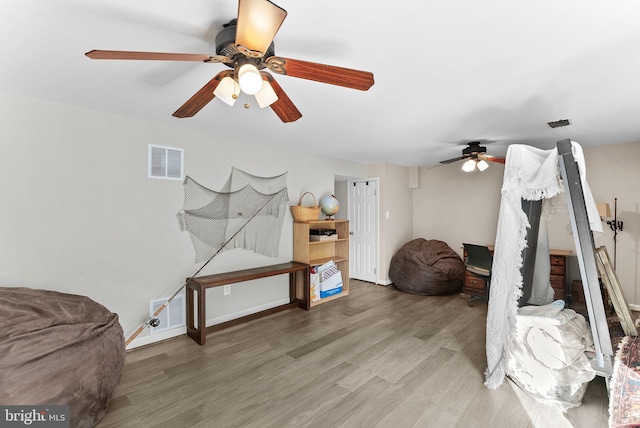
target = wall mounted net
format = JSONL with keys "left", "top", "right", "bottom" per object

{"left": 126, "top": 168, "right": 288, "bottom": 346}
{"left": 177, "top": 167, "right": 289, "bottom": 262}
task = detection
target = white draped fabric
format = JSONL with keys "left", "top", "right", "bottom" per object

{"left": 484, "top": 142, "right": 602, "bottom": 389}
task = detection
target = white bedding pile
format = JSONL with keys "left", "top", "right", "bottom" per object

{"left": 505, "top": 301, "right": 596, "bottom": 411}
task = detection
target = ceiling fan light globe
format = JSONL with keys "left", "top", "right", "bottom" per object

{"left": 477, "top": 159, "right": 489, "bottom": 171}
{"left": 461, "top": 159, "right": 477, "bottom": 172}
{"left": 238, "top": 64, "right": 263, "bottom": 95}
{"left": 213, "top": 76, "right": 238, "bottom": 106}
{"left": 255, "top": 81, "right": 278, "bottom": 108}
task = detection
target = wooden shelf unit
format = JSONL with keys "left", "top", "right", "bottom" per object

{"left": 293, "top": 219, "right": 350, "bottom": 308}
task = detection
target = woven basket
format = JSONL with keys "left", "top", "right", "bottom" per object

{"left": 291, "top": 192, "right": 321, "bottom": 221}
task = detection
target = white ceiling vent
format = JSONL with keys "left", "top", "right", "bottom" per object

{"left": 148, "top": 144, "right": 184, "bottom": 180}
{"left": 149, "top": 295, "right": 185, "bottom": 334}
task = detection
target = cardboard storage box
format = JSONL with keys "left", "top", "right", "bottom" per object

{"left": 319, "top": 266, "right": 343, "bottom": 298}
{"left": 309, "top": 235, "right": 338, "bottom": 242}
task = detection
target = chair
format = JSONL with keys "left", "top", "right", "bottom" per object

{"left": 463, "top": 243, "right": 493, "bottom": 306}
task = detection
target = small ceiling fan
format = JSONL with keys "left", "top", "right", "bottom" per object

{"left": 439, "top": 141, "right": 505, "bottom": 172}
{"left": 85, "top": 0, "right": 375, "bottom": 123}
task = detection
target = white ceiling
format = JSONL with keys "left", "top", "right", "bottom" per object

{"left": 2, "top": 0, "right": 640, "bottom": 167}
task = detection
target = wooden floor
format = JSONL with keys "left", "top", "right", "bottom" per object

{"left": 98, "top": 280, "right": 609, "bottom": 428}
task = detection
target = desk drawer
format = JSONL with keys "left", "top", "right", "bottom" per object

{"left": 550, "top": 275, "right": 565, "bottom": 288}
{"left": 552, "top": 287, "right": 564, "bottom": 300}
{"left": 464, "top": 274, "right": 486, "bottom": 291}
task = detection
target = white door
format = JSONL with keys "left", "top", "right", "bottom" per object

{"left": 348, "top": 179, "right": 378, "bottom": 283}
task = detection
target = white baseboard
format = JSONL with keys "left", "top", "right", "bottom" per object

{"left": 377, "top": 279, "right": 393, "bottom": 286}
{"left": 628, "top": 303, "right": 640, "bottom": 312}
{"left": 204, "top": 298, "right": 290, "bottom": 328}
{"left": 127, "top": 325, "right": 187, "bottom": 350}
{"left": 126, "top": 298, "right": 291, "bottom": 350}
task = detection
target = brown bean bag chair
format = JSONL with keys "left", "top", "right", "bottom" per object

{"left": 0, "top": 287, "right": 125, "bottom": 428}
{"left": 389, "top": 238, "right": 464, "bottom": 295}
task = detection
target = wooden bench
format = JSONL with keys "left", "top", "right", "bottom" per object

{"left": 186, "top": 261, "right": 309, "bottom": 345}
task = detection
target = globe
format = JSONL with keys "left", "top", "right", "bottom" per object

{"left": 320, "top": 195, "right": 340, "bottom": 219}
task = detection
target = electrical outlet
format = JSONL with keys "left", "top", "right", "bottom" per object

{"left": 223, "top": 285, "right": 231, "bottom": 296}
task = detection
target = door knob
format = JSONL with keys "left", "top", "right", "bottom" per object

{"left": 349, "top": 232, "right": 354, "bottom": 235}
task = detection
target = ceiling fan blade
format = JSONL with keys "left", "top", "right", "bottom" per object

{"left": 85, "top": 50, "right": 229, "bottom": 63}
{"left": 262, "top": 74, "right": 301, "bottom": 123}
{"left": 485, "top": 155, "right": 506, "bottom": 164}
{"left": 235, "top": 0, "right": 287, "bottom": 58}
{"left": 173, "top": 70, "right": 234, "bottom": 118}
{"left": 439, "top": 156, "right": 467, "bottom": 164}
{"left": 265, "top": 57, "right": 374, "bottom": 91}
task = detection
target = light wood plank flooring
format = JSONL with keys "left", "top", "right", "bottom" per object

{"left": 98, "top": 280, "right": 609, "bottom": 428}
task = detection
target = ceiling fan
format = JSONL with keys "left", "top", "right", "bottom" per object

{"left": 439, "top": 141, "right": 506, "bottom": 172}
{"left": 85, "top": 0, "right": 375, "bottom": 123}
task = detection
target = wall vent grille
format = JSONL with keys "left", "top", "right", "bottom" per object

{"left": 149, "top": 294, "right": 185, "bottom": 334}
{"left": 148, "top": 144, "right": 184, "bottom": 180}
{"left": 547, "top": 119, "right": 571, "bottom": 128}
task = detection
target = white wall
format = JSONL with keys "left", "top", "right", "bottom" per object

{"left": 558, "top": 142, "right": 640, "bottom": 304}
{"left": 0, "top": 92, "right": 366, "bottom": 346}
{"left": 333, "top": 180, "right": 348, "bottom": 221}
{"left": 413, "top": 160, "right": 504, "bottom": 252}
{"left": 412, "top": 141, "right": 640, "bottom": 306}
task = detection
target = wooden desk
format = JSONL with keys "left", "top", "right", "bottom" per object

{"left": 463, "top": 246, "right": 572, "bottom": 301}
{"left": 186, "top": 262, "right": 309, "bottom": 345}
